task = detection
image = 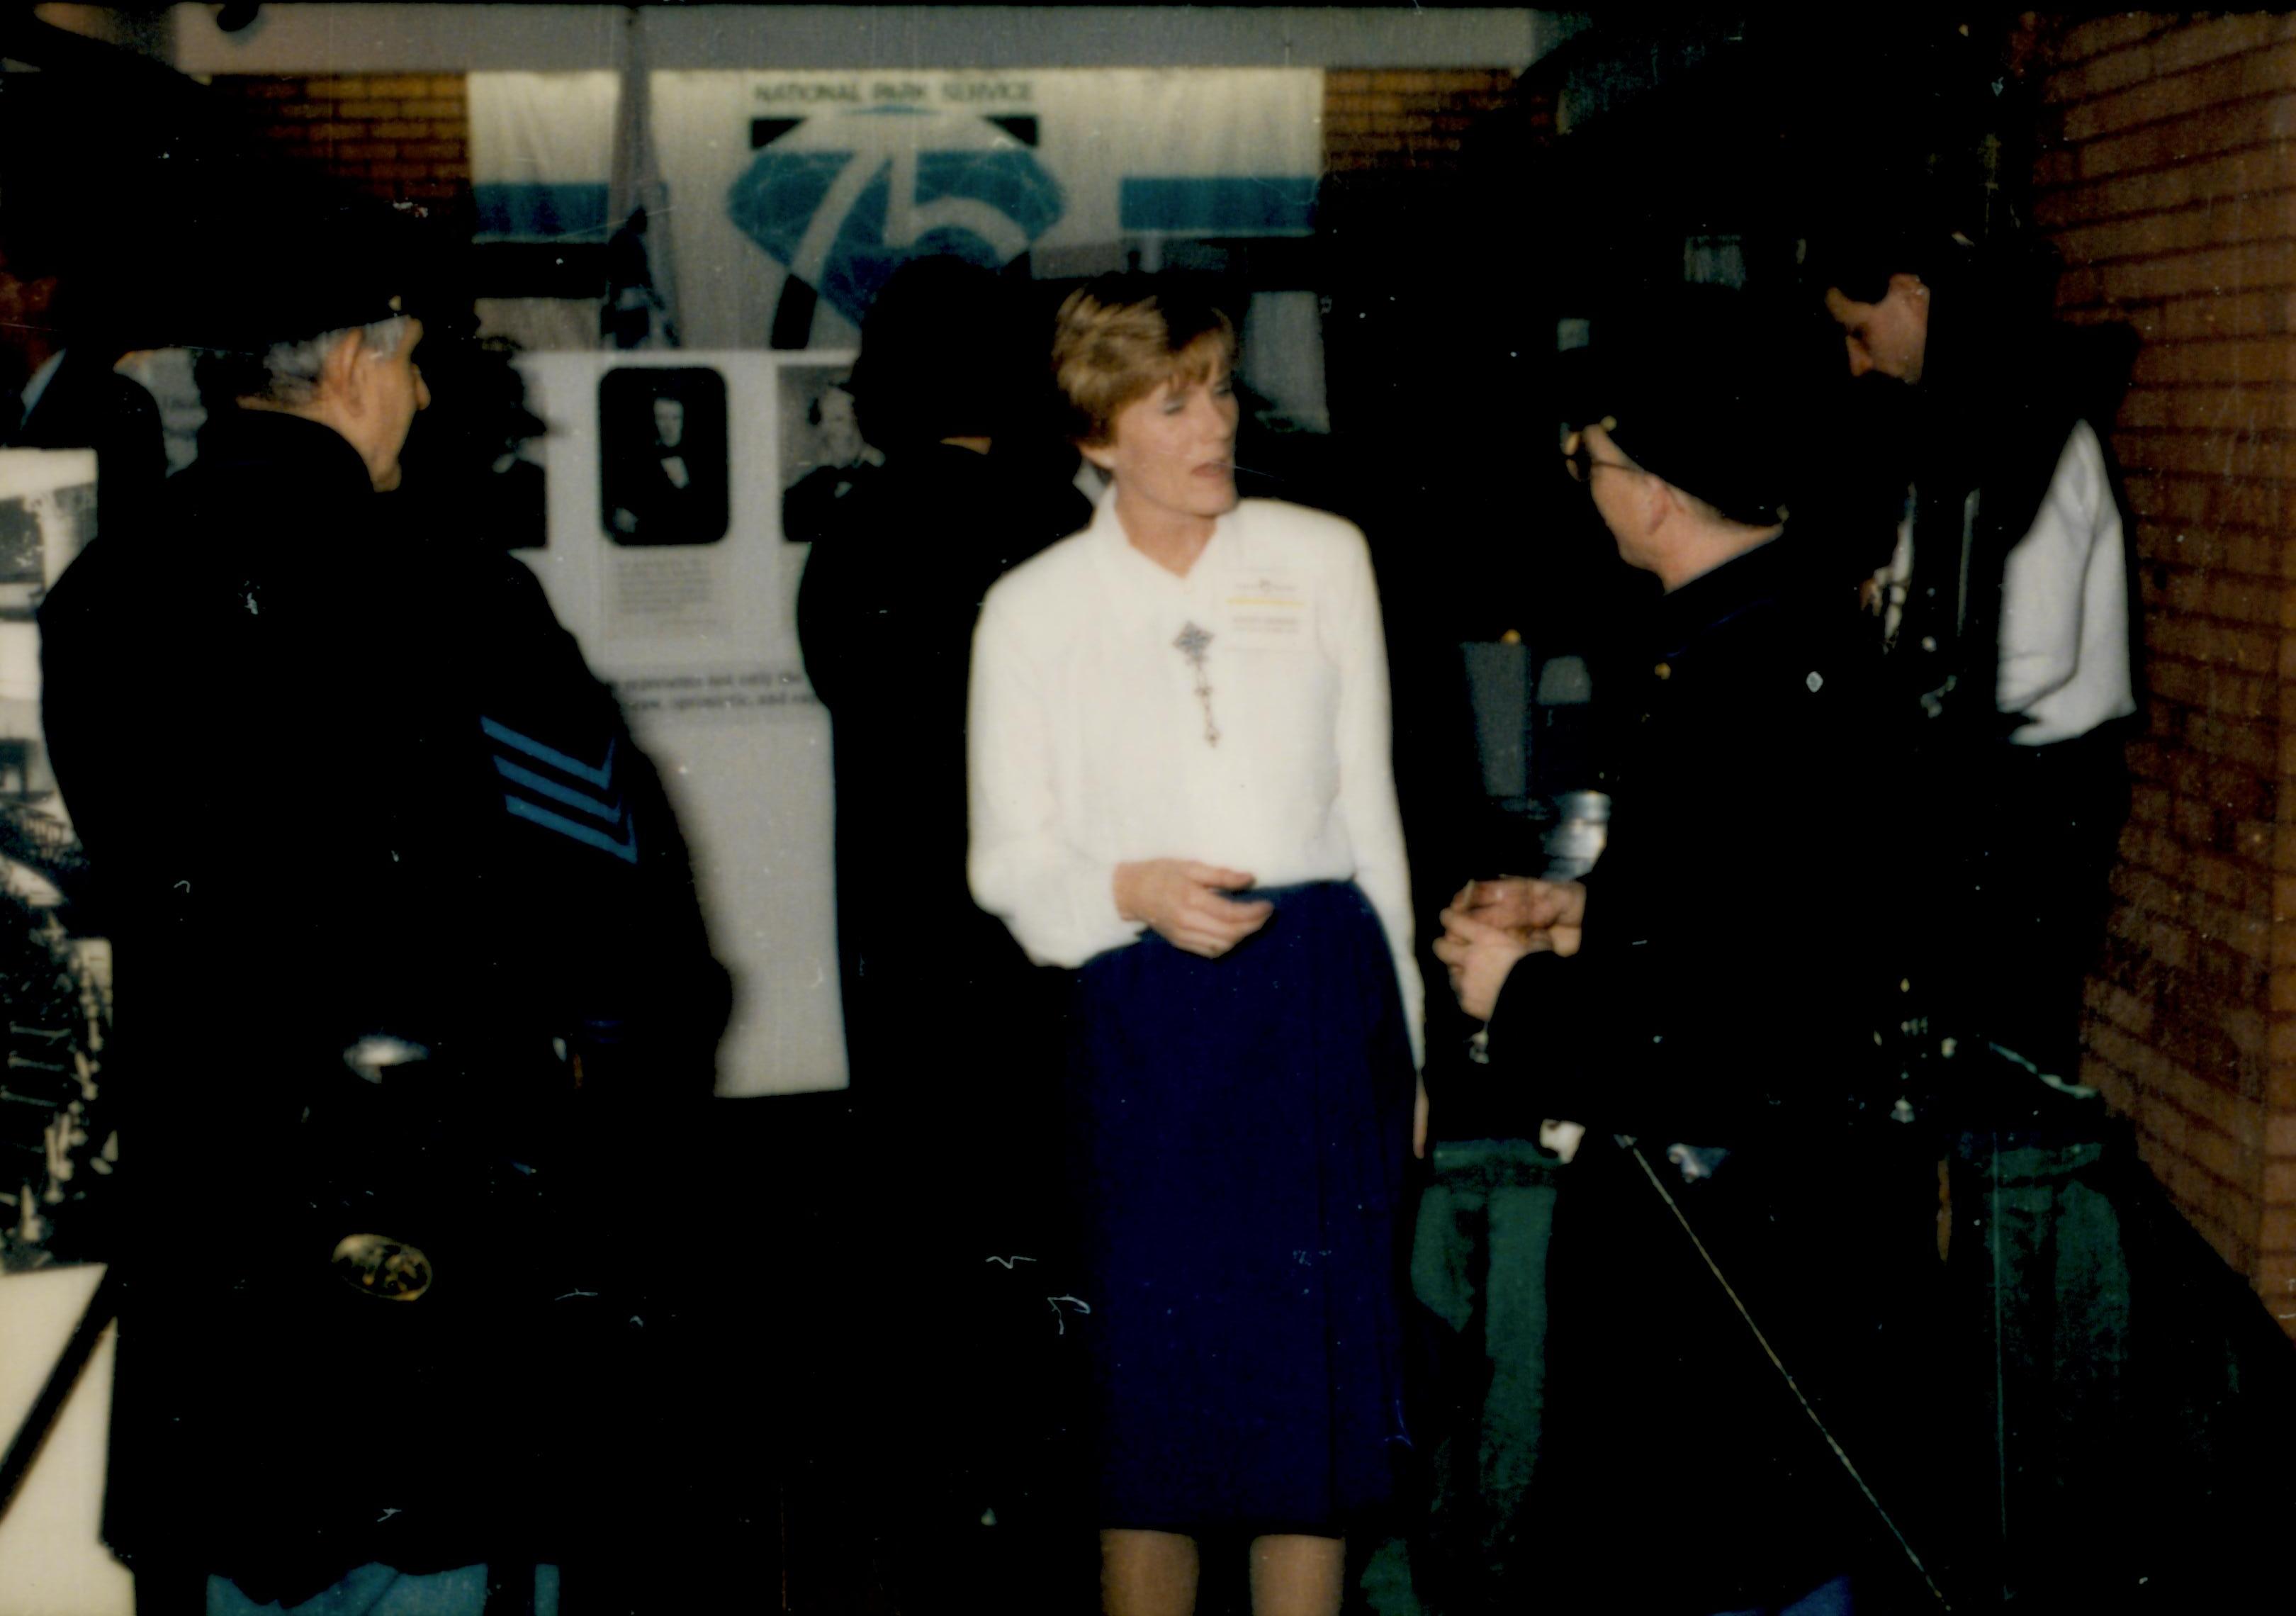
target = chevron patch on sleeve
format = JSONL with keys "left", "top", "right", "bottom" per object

{"left": 480, "top": 716, "right": 638, "bottom": 863}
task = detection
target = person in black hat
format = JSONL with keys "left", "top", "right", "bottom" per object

{"left": 1429, "top": 296, "right": 1945, "bottom": 1615}
{"left": 790, "top": 255, "right": 1093, "bottom": 1607}
{"left": 38, "top": 237, "right": 728, "bottom": 1615}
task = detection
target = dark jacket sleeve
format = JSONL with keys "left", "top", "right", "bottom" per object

{"left": 1481, "top": 598, "right": 1906, "bottom": 1150}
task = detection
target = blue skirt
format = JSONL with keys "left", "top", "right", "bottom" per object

{"left": 1065, "top": 880, "right": 1416, "bottom": 1534}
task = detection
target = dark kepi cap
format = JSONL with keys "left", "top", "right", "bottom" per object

{"left": 1558, "top": 286, "right": 1794, "bottom": 528}
{"left": 177, "top": 194, "right": 431, "bottom": 353}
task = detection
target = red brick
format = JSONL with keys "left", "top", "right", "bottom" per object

{"left": 2094, "top": 1022, "right": 2160, "bottom": 1082}
{"left": 2131, "top": 911, "right": 2197, "bottom": 972}
{"left": 357, "top": 74, "right": 434, "bottom": 100}
{"left": 335, "top": 100, "right": 402, "bottom": 121}
{"left": 2129, "top": 340, "right": 2296, "bottom": 388}
{"left": 2185, "top": 1119, "right": 2259, "bottom": 1184}
{"left": 2199, "top": 477, "right": 2284, "bottom": 530}
{"left": 2154, "top": 615, "right": 2278, "bottom": 672}
{"left": 2099, "top": 240, "right": 2296, "bottom": 303}
{"left": 2154, "top": 11, "right": 2296, "bottom": 77}
{"left": 2271, "top": 1113, "right": 2296, "bottom": 1155}
{"left": 2224, "top": 532, "right": 2285, "bottom": 576}
{"left": 2056, "top": 191, "right": 2296, "bottom": 264}
{"left": 2125, "top": 737, "right": 2172, "bottom": 782}
{"left": 2207, "top": 669, "right": 2271, "bottom": 719}
{"left": 2228, "top": 1008, "right": 2273, "bottom": 1058}
{"left": 2215, "top": 908, "right": 2275, "bottom": 965}
{"left": 2209, "top": 576, "right": 2285, "bottom": 624}
{"left": 2258, "top": 1254, "right": 2296, "bottom": 1298}
{"left": 2191, "top": 851, "right": 2263, "bottom": 911}
{"left": 2061, "top": 37, "right": 2287, "bottom": 145}
{"left": 2209, "top": 765, "right": 2274, "bottom": 818}
{"left": 216, "top": 75, "right": 300, "bottom": 100}
{"left": 2056, "top": 14, "right": 2169, "bottom": 63}
{"left": 2043, "top": 40, "right": 2159, "bottom": 106}
{"left": 2075, "top": 97, "right": 2272, "bottom": 179}
{"left": 2098, "top": 982, "right": 2156, "bottom": 1036}
{"left": 2055, "top": 262, "right": 2108, "bottom": 308}
{"left": 2035, "top": 147, "right": 2082, "bottom": 189}
{"left": 2120, "top": 386, "right": 2296, "bottom": 433}
{"left": 2234, "top": 820, "right": 2275, "bottom": 864}
{"left": 2157, "top": 288, "right": 2296, "bottom": 341}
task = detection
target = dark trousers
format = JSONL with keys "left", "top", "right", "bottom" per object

{"left": 1962, "top": 729, "right": 2129, "bottom": 1084}
{"left": 1361, "top": 1139, "right": 1562, "bottom": 1615}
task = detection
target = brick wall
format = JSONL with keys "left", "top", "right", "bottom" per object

{"left": 1324, "top": 68, "right": 1529, "bottom": 174}
{"left": 2033, "top": 12, "right": 2296, "bottom": 1333}
{"left": 199, "top": 69, "right": 1520, "bottom": 238}
{"left": 204, "top": 73, "right": 471, "bottom": 218}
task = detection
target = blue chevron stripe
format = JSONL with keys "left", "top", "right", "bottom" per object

{"left": 493, "top": 756, "right": 620, "bottom": 822}
{"left": 502, "top": 795, "right": 639, "bottom": 863}
{"left": 480, "top": 717, "right": 616, "bottom": 789}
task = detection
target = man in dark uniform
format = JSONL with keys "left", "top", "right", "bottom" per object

{"left": 39, "top": 222, "right": 727, "bottom": 1615}
{"left": 1434, "top": 303, "right": 1942, "bottom": 1615}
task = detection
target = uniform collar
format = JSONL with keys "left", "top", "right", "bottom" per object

{"left": 1650, "top": 531, "right": 1804, "bottom": 659}
{"left": 198, "top": 408, "right": 377, "bottom": 498}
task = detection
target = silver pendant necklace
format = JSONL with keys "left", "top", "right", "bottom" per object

{"left": 1174, "top": 621, "right": 1220, "bottom": 747}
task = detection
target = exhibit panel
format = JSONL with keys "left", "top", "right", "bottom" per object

{"left": 517, "top": 350, "right": 848, "bottom": 1096}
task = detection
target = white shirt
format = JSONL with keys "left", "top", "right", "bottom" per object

{"left": 969, "top": 493, "right": 1424, "bottom": 1062}
{"left": 1867, "top": 418, "right": 2135, "bottom": 746}
{"left": 1996, "top": 419, "right": 2137, "bottom": 745}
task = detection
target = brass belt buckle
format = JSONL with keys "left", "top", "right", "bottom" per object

{"left": 332, "top": 1233, "right": 434, "bottom": 1301}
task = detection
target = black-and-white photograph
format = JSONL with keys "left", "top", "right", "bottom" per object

{"left": 0, "top": 449, "right": 114, "bottom": 1292}
{"left": 598, "top": 364, "right": 728, "bottom": 545}
{"left": 0, "top": 472, "right": 94, "bottom": 616}
{"left": 775, "top": 363, "right": 880, "bottom": 544}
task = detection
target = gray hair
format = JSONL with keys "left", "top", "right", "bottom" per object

{"left": 196, "top": 313, "right": 413, "bottom": 410}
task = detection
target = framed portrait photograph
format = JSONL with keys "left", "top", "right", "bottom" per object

{"left": 598, "top": 364, "right": 730, "bottom": 546}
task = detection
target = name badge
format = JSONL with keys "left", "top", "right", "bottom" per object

{"left": 1222, "top": 568, "right": 1314, "bottom": 650}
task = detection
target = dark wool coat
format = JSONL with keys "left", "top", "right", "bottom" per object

{"left": 39, "top": 410, "right": 726, "bottom": 1603}
{"left": 1479, "top": 532, "right": 1947, "bottom": 1614}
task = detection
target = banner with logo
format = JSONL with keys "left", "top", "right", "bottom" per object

{"left": 471, "top": 68, "right": 1324, "bottom": 349}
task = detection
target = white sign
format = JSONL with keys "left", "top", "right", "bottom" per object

{"left": 518, "top": 351, "right": 850, "bottom": 1096}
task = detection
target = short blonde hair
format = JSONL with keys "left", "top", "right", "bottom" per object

{"left": 1051, "top": 277, "right": 1237, "bottom": 447}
